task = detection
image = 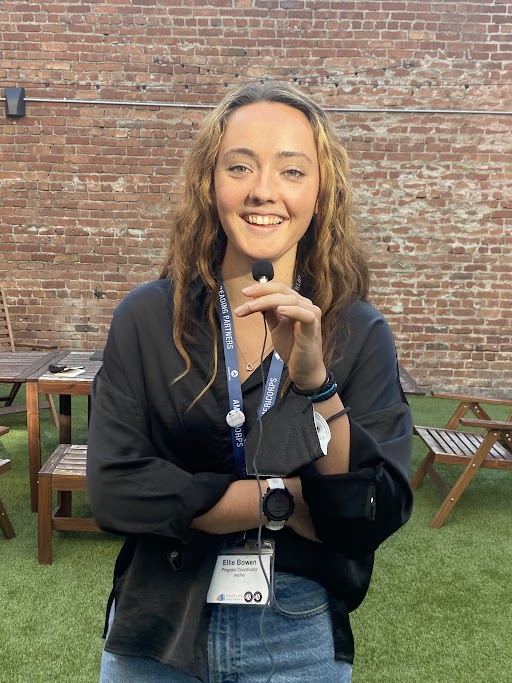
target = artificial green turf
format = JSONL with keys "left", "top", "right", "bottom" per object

{"left": 0, "top": 392, "right": 511, "bottom": 682}
{"left": 0, "top": 395, "right": 122, "bottom": 683}
{"left": 351, "top": 396, "right": 512, "bottom": 683}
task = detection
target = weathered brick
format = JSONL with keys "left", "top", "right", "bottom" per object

{"left": 0, "top": 0, "right": 510, "bottom": 391}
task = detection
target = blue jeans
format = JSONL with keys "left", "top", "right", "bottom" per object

{"left": 99, "top": 573, "right": 353, "bottom": 683}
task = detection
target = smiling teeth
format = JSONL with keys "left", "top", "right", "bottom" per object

{"left": 244, "top": 215, "right": 283, "bottom": 225}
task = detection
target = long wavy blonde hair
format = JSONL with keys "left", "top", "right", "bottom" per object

{"left": 160, "top": 81, "right": 369, "bottom": 399}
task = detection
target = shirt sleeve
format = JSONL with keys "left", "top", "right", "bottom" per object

{"left": 299, "top": 304, "right": 414, "bottom": 558}
{"left": 86, "top": 289, "right": 235, "bottom": 538}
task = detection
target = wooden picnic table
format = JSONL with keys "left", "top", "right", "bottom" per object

{"left": 26, "top": 351, "right": 103, "bottom": 512}
{"left": 399, "top": 365, "right": 426, "bottom": 397}
{"left": 0, "top": 350, "right": 60, "bottom": 416}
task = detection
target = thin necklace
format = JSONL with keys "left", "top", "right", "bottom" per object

{"left": 235, "top": 338, "right": 273, "bottom": 372}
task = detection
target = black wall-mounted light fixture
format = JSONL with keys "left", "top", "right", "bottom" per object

{"left": 5, "top": 87, "right": 26, "bottom": 117}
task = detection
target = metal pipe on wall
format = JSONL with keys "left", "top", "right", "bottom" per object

{"left": 15, "top": 96, "right": 512, "bottom": 116}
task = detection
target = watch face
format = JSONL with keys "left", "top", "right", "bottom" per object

{"left": 263, "top": 489, "right": 294, "bottom": 521}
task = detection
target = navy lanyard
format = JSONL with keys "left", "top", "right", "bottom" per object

{"left": 218, "top": 280, "right": 300, "bottom": 477}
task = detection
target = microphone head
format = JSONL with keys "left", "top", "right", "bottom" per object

{"left": 252, "top": 260, "right": 274, "bottom": 283}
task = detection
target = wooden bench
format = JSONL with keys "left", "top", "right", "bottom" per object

{"left": 412, "top": 393, "right": 512, "bottom": 527}
{"left": 0, "top": 458, "right": 15, "bottom": 539}
{"left": 0, "top": 425, "right": 15, "bottom": 539}
{"left": 38, "top": 444, "right": 99, "bottom": 564}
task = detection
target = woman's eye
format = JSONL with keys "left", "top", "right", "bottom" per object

{"left": 285, "top": 169, "right": 304, "bottom": 179}
{"left": 228, "top": 164, "right": 250, "bottom": 174}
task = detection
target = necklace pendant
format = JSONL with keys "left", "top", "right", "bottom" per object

{"left": 246, "top": 362, "right": 254, "bottom": 372}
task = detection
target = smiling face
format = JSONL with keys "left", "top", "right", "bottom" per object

{"left": 214, "top": 101, "right": 320, "bottom": 281}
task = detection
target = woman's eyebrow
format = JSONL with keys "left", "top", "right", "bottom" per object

{"left": 278, "top": 150, "right": 313, "bottom": 164}
{"left": 222, "top": 147, "right": 257, "bottom": 160}
{"left": 221, "top": 148, "right": 313, "bottom": 164}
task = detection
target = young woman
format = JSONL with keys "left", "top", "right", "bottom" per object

{"left": 87, "top": 81, "right": 413, "bottom": 683}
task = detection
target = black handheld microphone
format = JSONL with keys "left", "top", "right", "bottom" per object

{"left": 252, "top": 260, "right": 274, "bottom": 284}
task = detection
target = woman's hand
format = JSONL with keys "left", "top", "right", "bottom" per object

{"left": 234, "top": 282, "right": 326, "bottom": 391}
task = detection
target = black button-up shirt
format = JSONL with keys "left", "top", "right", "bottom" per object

{"left": 87, "top": 278, "right": 413, "bottom": 680}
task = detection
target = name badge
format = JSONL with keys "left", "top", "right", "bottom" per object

{"left": 207, "top": 541, "right": 274, "bottom": 606}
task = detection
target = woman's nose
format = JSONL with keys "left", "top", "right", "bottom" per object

{"left": 247, "top": 171, "right": 278, "bottom": 203}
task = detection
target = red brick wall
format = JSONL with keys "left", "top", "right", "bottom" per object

{"left": 1, "top": 0, "right": 511, "bottom": 395}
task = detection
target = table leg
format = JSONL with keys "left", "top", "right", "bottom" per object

{"left": 1, "top": 382, "right": 22, "bottom": 407}
{"left": 59, "top": 394, "right": 72, "bottom": 443}
{"left": 26, "top": 381, "right": 41, "bottom": 513}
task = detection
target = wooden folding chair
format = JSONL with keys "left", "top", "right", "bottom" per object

{"left": 412, "top": 392, "right": 512, "bottom": 527}
{"left": 0, "top": 282, "right": 58, "bottom": 424}
{"left": 0, "top": 425, "right": 15, "bottom": 539}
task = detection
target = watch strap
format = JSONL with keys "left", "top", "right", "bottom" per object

{"left": 266, "top": 519, "right": 286, "bottom": 531}
{"left": 267, "top": 477, "right": 285, "bottom": 491}
{"left": 263, "top": 478, "right": 291, "bottom": 531}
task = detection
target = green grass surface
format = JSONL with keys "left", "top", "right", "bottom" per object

{"left": 0, "top": 393, "right": 511, "bottom": 682}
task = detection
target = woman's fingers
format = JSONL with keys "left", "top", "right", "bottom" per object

{"left": 233, "top": 294, "right": 299, "bottom": 316}
{"left": 275, "top": 304, "right": 318, "bottom": 326}
{"left": 234, "top": 288, "right": 319, "bottom": 320}
{"left": 241, "top": 282, "right": 292, "bottom": 297}
{"left": 238, "top": 282, "right": 307, "bottom": 307}
{"left": 233, "top": 284, "right": 322, "bottom": 349}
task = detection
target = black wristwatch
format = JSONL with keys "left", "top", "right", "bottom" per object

{"left": 262, "top": 478, "right": 295, "bottom": 531}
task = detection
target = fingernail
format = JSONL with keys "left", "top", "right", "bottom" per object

{"left": 241, "top": 286, "right": 254, "bottom": 294}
